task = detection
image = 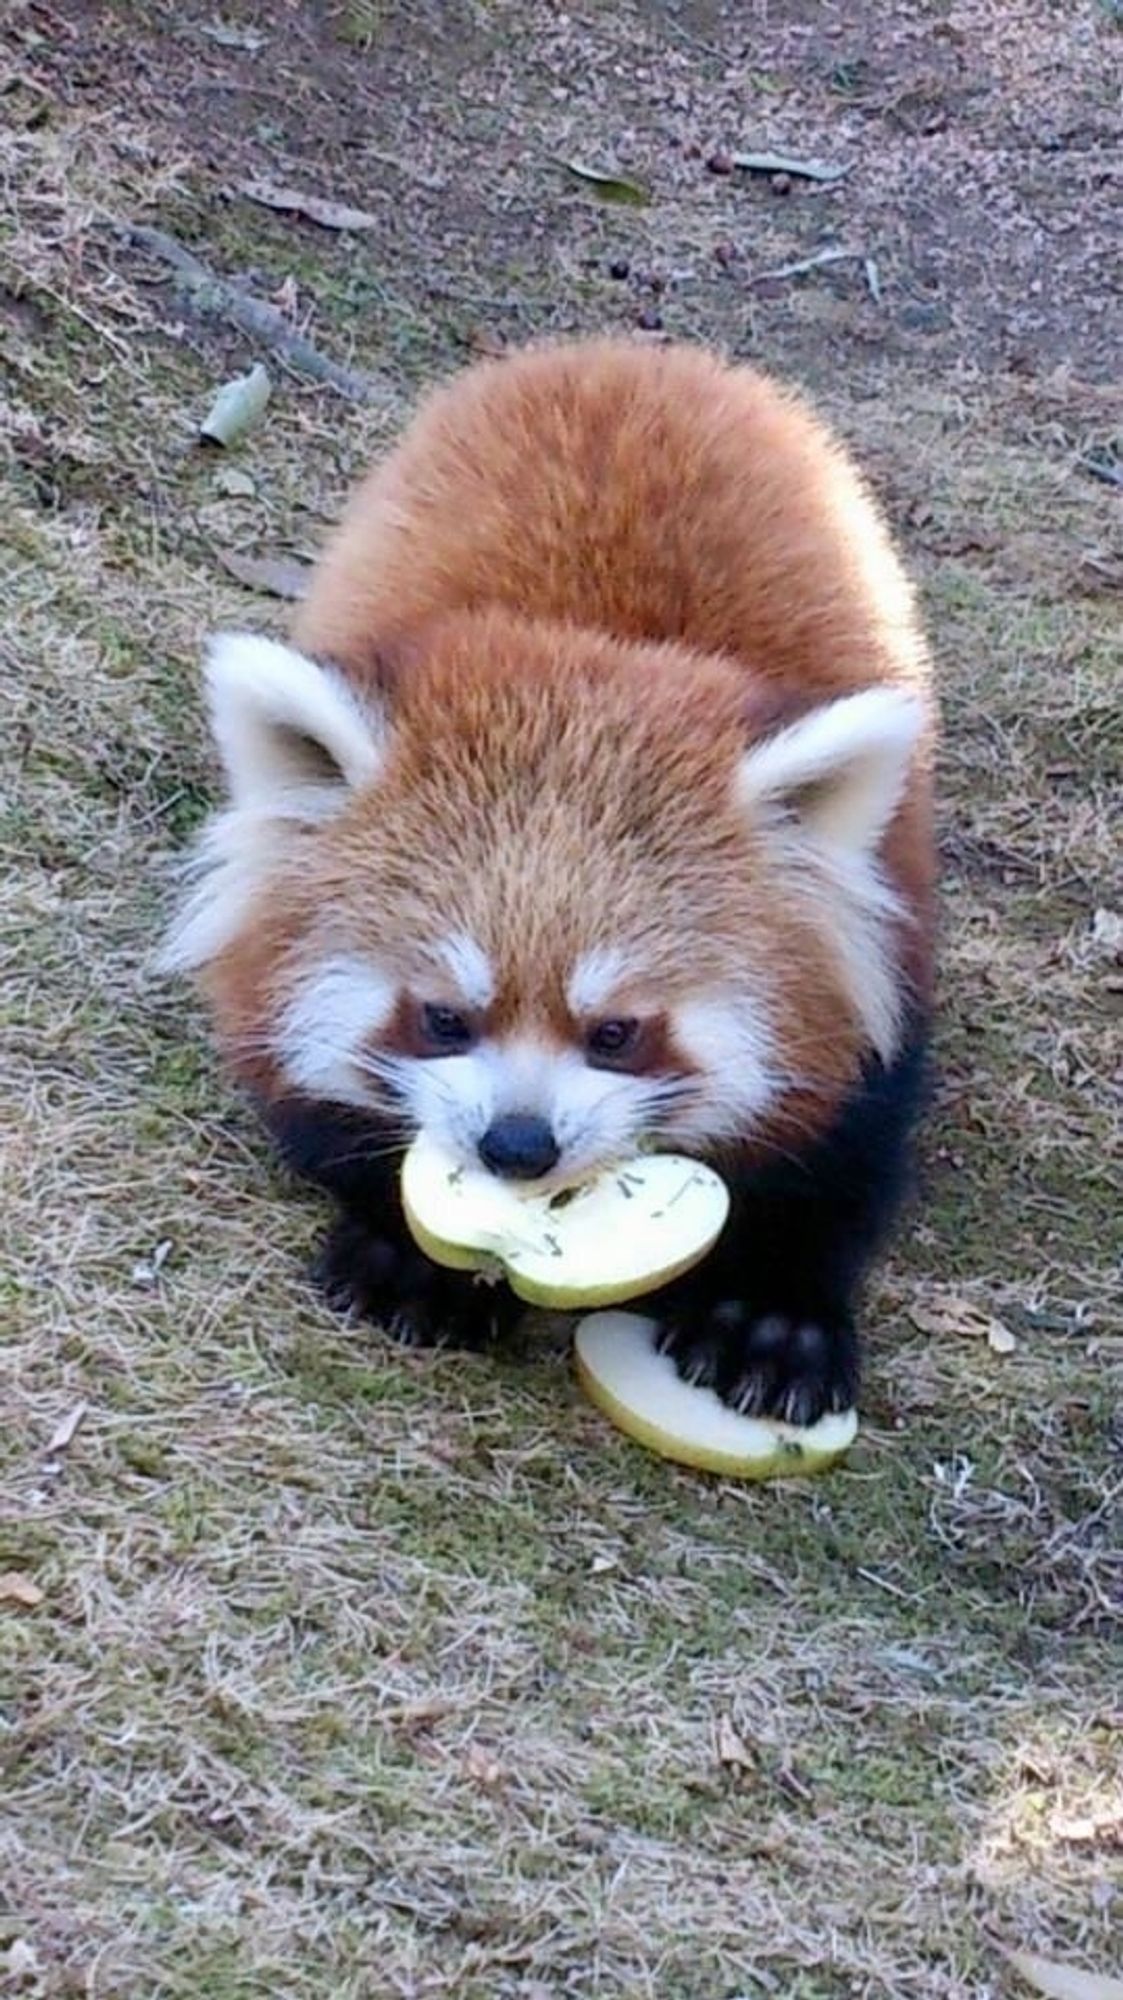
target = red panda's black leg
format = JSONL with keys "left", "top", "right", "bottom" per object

{"left": 261, "top": 1095, "right": 522, "bottom": 1349}
{"left": 656, "top": 1294, "right": 860, "bottom": 1426}
{"left": 654, "top": 1023, "right": 930, "bottom": 1426}
{"left": 313, "top": 1213, "right": 521, "bottom": 1349}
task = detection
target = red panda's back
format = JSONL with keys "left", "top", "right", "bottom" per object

{"left": 294, "top": 339, "right": 928, "bottom": 709}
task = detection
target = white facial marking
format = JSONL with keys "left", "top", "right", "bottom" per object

{"left": 670, "top": 994, "right": 779, "bottom": 1142}
{"left": 546, "top": 1049, "right": 663, "bottom": 1175}
{"left": 400, "top": 1052, "right": 493, "bottom": 1154}
{"left": 274, "top": 955, "right": 396, "bottom": 1105}
{"left": 431, "top": 932, "right": 495, "bottom": 1011}
{"left": 567, "top": 945, "right": 636, "bottom": 1017}
{"left": 789, "top": 857, "right": 905, "bottom": 1061}
{"left": 160, "top": 811, "right": 290, "bottom": 973}
{"left": 395, "top": 1033, "right": 692, "bottom": 1180}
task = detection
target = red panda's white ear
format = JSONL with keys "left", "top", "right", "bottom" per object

{"left": 735, "top": 687, "right": 925, "bottom": 856}
{"left": 205, "top": 631, "right": 383, "bottom": 817}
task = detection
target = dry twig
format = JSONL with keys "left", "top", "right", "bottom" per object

{"left": 114, "top": 222, "right": 384, "bottom": 401}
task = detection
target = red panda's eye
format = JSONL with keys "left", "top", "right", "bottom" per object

{"left": 586, "top": 1017, "right": 641, "bottom": 1065}
{"left": 420, "top": 1003, "right": 474, "bottom": 1053}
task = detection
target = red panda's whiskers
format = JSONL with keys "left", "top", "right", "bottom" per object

{"left": 355, "top": 1050, "right": 412, "bottom": 1092}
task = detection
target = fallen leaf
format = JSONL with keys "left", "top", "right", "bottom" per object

{"left": 1091, "top": 908, "right": 1123, "bottom": 962}
{"left": 561, "top": 160, "right": 650, "bottom": 205}
{"left": 199, "top": 363, "right": 272, "bottom": 448}
{"left": 463, "top": 1741, "right": 504, "bottom": 1788}
{"left": 131, "top": 1238, "right": 174, "bottom": 1288}
{"left": 0, "top": 1573, "right": 44, "bottom": 1610}
{"left": 1052, "top": 1808, "right": 1123, "bottom": 1846}
{"left": 6, "top": 1939, "right": 40, "bottom": 1983}
{"left": 908, "top": 1292, "right": 1015, "bottom": 1353}
{"left": 237, "top": 179, "right": 382, "bottom": 230}
{"left": 216, "top": 550, "right": 311, "bottom": 600}
{"left": 466, "top": 325, "right": 507, "bottom": 358}
{"left": 1006, "top": 1949, "right": 1123, "bottom": 2000}
{"left": 730, "top": 150, "right": 849, "bottom": 183}
{"left": 46, "top": 1402, "right": 88, "bottom": 1454}
{"left": 213, "top": 466, "right": 256, "bottom": 498}
{"left": 198, "top": 20, "right": 267, "bottom": 50}
{"left": 716, "top": 1713, "right": 755, "bottom": 1771}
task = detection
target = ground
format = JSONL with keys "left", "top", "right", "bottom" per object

{"left": 1, "top": 1, "right": 1120, "bottom": 1995}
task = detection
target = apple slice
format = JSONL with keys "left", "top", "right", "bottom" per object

{"left": 400, "top": 1132, "right": 730, "bottom": 1310}
{"left": 574, "top": 1310, "right": 858, "bottom": 1478}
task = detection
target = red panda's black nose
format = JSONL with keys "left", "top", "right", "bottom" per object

{"left": 478, "top": 1114, "right": 560, "bottom": 1182}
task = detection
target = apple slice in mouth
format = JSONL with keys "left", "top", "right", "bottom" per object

{"left": 400, "top": 1132, "right": 730, "bottom": 1310}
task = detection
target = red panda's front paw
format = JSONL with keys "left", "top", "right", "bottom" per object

{"left": 659, "top": 1304, "right": 859, "bottom": 1428}
{"left": 311, "top": 1215, "right": 517, "bottom": 1350}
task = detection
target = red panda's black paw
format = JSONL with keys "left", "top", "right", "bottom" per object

{"left": 659, "top": 1305, "right": 858, "bottom": 1428}
{"left": 312, "top": 1216, "right": 516, "bottom": 1350}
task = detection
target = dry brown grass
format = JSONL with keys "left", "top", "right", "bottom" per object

{"left": 2, "top": 3, "right": 1120, "bottom": 1995}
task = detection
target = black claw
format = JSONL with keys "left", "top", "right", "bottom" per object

{"left": 312, "top": 1215, "right": 519, "bottom": 1352}
{"left": 657, "top": 1319, "right": 730, "bottom": 1395}
{"left": 660, "top": 1301, "right": 858, "bottom": 1427}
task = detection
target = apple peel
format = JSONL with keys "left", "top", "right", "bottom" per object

{"left": 574, "top": 1311, "right": 859, "bottom": 1479}
{"left": 400, "top": 1132, "right": 730, "bottom": 1310}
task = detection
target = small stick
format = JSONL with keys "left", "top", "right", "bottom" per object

{"left": 115, "top": 221, "right": 385, "bottom": 401}
{"left": 752, "top": 246, "right": 863, "bottom": 284}
{"left": 1078, "top": 453, "right": 1123, "bottom": 489}
{"left": 856, "top": 1566, "right": 914, "bottom": 1601}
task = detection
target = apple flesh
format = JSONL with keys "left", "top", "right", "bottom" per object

{"left": 574, "top": 1310, "right": 859, "bottom": 1479}
{"left": 400, "top": 1132, "right": 730, "bottom": 1310}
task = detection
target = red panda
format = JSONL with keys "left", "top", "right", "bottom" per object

{"left": 165, "top": 337, "right": 937, "bottom": 1424}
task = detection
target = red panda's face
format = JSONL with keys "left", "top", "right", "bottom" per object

{"left": 167, "top": 621, "right": 924, "bottom": 1181}
{"left": 269, "top": 931, "right": 780, "bottom": 1186}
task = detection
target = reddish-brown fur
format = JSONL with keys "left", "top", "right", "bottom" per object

{"left": 200, "top": 338, "right": 935, "bottom": 1157}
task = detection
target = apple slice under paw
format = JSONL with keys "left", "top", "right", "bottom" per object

{"left": 574, "top": 1310, "right": 859, "bottom": 1479}
{"left": 400, "top": 1132, "right": 730, "bottom": 1310}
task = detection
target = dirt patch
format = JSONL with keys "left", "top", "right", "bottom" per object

{"left": 23, "top": 0, "right": 1123, "bottom": 391}
{"left": 2, "top": 1, "right": 1121, "bottom": 1996}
